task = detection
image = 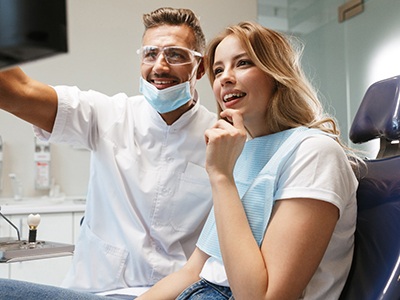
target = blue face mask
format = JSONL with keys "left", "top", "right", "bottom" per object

{"left": 139, "top": 77, "right": 192, "bottom": 113}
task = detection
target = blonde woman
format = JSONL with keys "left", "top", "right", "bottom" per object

{"left": 138, "top": 21, "right": 361, "bottom": 300}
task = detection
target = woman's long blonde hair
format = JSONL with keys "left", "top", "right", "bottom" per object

{"left": 206, "top": 21, "right": 363, "bottom": 173}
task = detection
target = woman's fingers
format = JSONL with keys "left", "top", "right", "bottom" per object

{"left": 221, "top": 109, "right": 244, "bottom": 129}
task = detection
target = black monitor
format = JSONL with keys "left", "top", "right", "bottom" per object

{"left": 0, "top": 0, "right": 68, "bottom": 70}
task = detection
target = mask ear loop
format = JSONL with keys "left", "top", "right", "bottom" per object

{"left": 185, "top": 58, "right": 202, "bottom": 102}
{"left": 187, "top": 58, "right": 202, "bottom": 82}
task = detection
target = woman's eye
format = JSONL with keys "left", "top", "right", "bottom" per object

{"left": 213, "top": 68, "right": 223, "bottom": 76}
{"left": 238, "top": 60, "right": 252, "bottom": 67}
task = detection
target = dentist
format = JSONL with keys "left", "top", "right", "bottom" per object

{"left": 0, "top": 7, "right": 216, "bottom": 294}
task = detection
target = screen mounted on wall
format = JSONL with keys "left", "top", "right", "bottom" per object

{"left": 0, "top": 0, "right": 68, "bottom": 70}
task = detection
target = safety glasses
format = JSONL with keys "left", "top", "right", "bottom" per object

{"left": 137, "top": 45, "right": 202, "bottom": 65}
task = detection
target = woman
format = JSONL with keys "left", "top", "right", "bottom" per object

{"left": 137, "top": 21, "right": 361, "bottom": 300}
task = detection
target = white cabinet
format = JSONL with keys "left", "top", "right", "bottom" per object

{"left": 1, "top": 206, "right": 85, "bottom": 286}
{"left": 0, "top": 265, "right": 8, "bottom": 278}
{"left": 0, "top": 254, "right": 9, "bottom": 278}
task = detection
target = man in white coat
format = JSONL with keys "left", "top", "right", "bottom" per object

{"left": 0, "top": 7, "right": 216, "bottom": 293}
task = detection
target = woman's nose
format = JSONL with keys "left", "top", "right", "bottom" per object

{"left": 219, "top": 69, "right": 236, "bottom": 86}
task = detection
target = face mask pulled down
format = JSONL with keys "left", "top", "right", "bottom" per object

{"left": 139, "top": 77, "right": 193, "bottom": 113}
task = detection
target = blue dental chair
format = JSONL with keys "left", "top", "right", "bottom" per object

{"left": 339, "top": 75, "right": 400, "bottom": 300}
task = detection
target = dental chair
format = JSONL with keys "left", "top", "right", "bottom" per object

{"left": 339, "top": 75, "right": 400, "bottom": 300}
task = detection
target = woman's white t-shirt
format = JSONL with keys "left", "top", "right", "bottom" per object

{"left": 199, "top": 134, "right": 358, "bottom": 300}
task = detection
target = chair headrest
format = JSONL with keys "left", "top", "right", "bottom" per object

{"left": 349, "top": 75, "right": 400, "bottom": 144}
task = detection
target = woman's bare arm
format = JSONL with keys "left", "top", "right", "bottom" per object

{"left": 205, "top": 110, "right": 339, "bottom": 300}
{"left": 137, "top": 247, "right": 210, "bottom": 300}
{"left": 213, "top": 191, "right": 338, "bottom": 300}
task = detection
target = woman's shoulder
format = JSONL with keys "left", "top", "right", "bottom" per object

{"left": 299, "top": 133, "right": 345, "bottom": 156}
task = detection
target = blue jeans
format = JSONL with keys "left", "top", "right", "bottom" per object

{"left": 0, "top": 278, "right": 135, "bottom": 300}
{"left": 176, "top": 279, "right": 234, "bottom": 300}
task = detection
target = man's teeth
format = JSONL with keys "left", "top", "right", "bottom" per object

{"left": 154, "top": 80, "right": 173, "bottom": 84}
{"left": 223, "top": 93, "right": 245, "bottom": 102}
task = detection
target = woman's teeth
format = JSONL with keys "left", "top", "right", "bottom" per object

{"left": 223, "top": 93, "right": 245, "bottom": 102}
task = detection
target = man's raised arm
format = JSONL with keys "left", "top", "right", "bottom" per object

{"left": 0, "top": 67, "right": 58, "bottom": 133}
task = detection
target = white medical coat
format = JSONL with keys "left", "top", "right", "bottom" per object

{"left": 34, "top": 86, "right": 217, "bottom": 292}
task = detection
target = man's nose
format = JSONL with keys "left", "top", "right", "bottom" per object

{"left": 152, "top": 52, "right": 170, "bottom": 72}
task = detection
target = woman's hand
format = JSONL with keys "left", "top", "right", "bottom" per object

{"left": 204, "top": 109, "right": 247, "bottom": 178}
{"left": 136, "top": 248, "right": 209, "bottom": 300}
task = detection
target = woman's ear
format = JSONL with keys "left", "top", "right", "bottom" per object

{"left": 196, "top": 58, "right": 206, "bottom": 79}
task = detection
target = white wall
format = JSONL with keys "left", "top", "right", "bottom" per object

{"left": 0, "top": 0, "right": 257, "bottom": 198}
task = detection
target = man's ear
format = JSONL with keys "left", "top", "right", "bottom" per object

{"left": 196, "top": 58, "right": 205, "bottom": 79}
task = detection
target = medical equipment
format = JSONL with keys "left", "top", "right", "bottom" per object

{"left": 8, "top": 173, "right": 22, "bottom": 201}
{"left": 339, "top": 75, "right": 400, "bottom": 300}
{"left": 27, "top": 214, "right": 41, "bottom": 243}
{"left": 34, "top": 138, "right": 51, "bottom": 190}
{"left": 0, "top": 207, "right": 74, "bottom": 263}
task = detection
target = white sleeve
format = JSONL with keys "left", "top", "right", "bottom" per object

{"left": 33, "top": 85, "right": 129, "bottom": 150}
{"left": 274, "top": 135, "right": 358, "bottom": 215}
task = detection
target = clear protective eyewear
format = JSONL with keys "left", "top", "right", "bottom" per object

{"left": 137, "top": 45, "right": 202, "bottom": 65}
